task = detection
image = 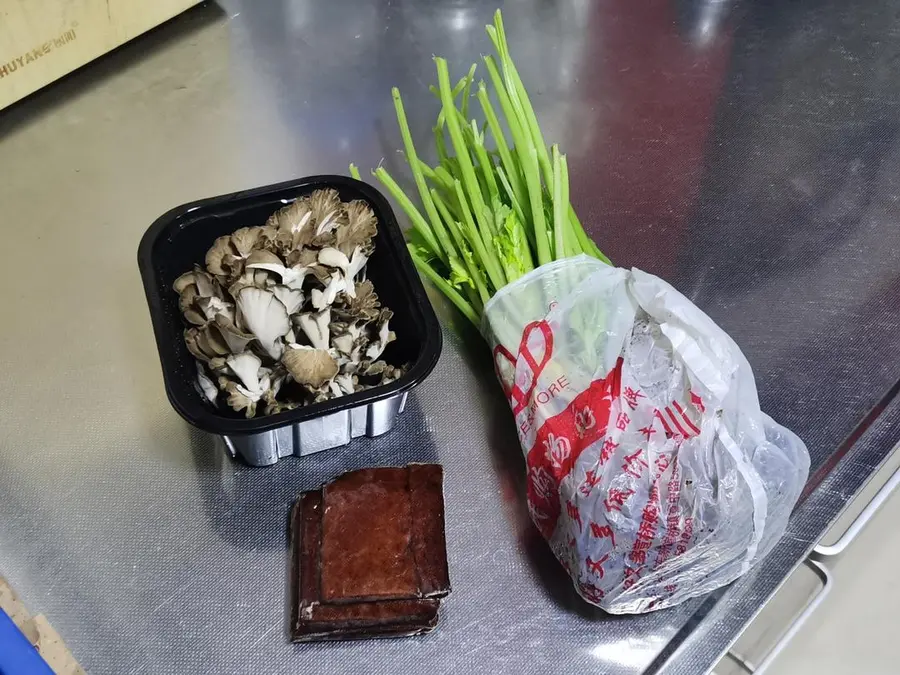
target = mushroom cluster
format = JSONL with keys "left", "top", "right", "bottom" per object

{"left": 173, "top": 189, "right": 406, "bottom": 418}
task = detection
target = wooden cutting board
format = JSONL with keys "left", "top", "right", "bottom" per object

{"left": 0, "top": 576, "right": 84, "bottom": 675}
{"left": 0, "top": 0, "right": 202, "bottom": 109}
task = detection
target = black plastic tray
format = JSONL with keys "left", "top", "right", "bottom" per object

{"left": 137, "top": 175, "right": 442, "bottom": 436}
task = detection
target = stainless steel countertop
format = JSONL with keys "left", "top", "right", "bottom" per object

{"left": 1, "top": 2, "right": 899, "bottom": 674}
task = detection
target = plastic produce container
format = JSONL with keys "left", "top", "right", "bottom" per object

{"left": 138, "top": 176, "right": 442, "bottom": 466}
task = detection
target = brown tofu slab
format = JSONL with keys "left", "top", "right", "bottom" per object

{"left": 321, "top": 467, "right": 418, "bottom": 602}
{"left": 290, "top": 464, "right": 450, "bottom": 642}
{"left": 408, "top": 464, "right": 451, "bottom": 599}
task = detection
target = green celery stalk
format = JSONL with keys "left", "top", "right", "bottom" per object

{"left": 434, "top": 165, "right": 457, "bottom": 192}
{"left": 477, "top": 81, "right": 527, "bottom": 209}
{"left": 432, "top": 188, "right": 490, "bottom": 304}
{"left": 349, "top": 163, "right": 362, "bottom": 181}
{"left": 460, "top": 63, "right": 477, "bottom": 119}
{"left": 373, "top": 167, "right": 441, "bottom": 256}
{"left": 453, "top": 179, "right": 505, "bottom": 292}
{"left": 431, "top": 188, "right": 464, "bottom": 242}
{"left": 435, "top": 58, "right": 499, "bottom": 261}
{"left": 429, "top": 77, "right": 467, "bottom": 102}
{"left": 568, "top": 204, "right": 612, "bottom": 264}
{"left": 517, "top": 209, "right": 536, "bottom": 270}
{"left": 552, "top": 145, "right": 566, "bottom": 259}
{"left": 495, "top": 14, "right": 610, "bottom": 263}
{"left": 460, "top": 272, "right": 485, "bottom": 311}
{"left": 446, "top": 106, "right": 494, "bottom": 212}
{"left": 493, "top": 201, "right": 535, "bottom": 283}
{"left": 432, "top": 166, "right": 464, "bottom": 217}
{"left": 496, "top": 165, "right": 526, "bottom": 223}
{"left": 434, "top": 124, "right": 451, "bottom": 167}
{"left": 559, "top": 156, "right": 581, "bottom": 257}
{"left": 490, "top": 11, "right": 554, "bottom": 187}
{"left": 482, "top": 55, "right": 530, "bottom": 218}
{"left": 559, "top": 153, "right": 572, "bottom": 257}
{"left": 358, "top": 9, "right": 614, "bottom": 326}
{"left": 483, "top": 52, "right": 548, "bottom": 262}
{"left": 416, "top": 161, "right": 458, "bottom": 210}
{"left": 470, "top": 122, "right": 500, "bottom": 201}
{"left": 431, "top": 74, "right": 469, "bottom": 130}
{"left": 393, "top": 87, "right": 459, "bottom": 265}
{"left": 523, "top": 146, "right": 551, "bottom": 265}
{"left": 408, "top": 245, "right": 480, "bottom": 326}
{"left": 415, "top": 159, "right": 439, "bottom": 183}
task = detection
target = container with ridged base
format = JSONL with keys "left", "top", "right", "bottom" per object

{"left": 223, "top": 392, "right": 408, "bottom": 466}
{"left": 138, "top": 176, "right": 441, "bottom": 465}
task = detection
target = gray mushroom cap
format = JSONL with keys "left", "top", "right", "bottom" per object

{"left": 226, "top": 352, "right": 262, "bottom": 393}
{"left": 246, "top": 249, "right": 311, "bottom": 290}
{"left": 177, "top": 188, "right": 404, "bottom": 417}
{"left": 196, "top": 363, "right": 218, "bottom": 405}
{"left": 282, "top": 345, "right": 339, "bottom": 388}
{"left": 214, "top": 315, "right": 255, "bottom": 353}
{"left": 296, "top": 308, "right": 331, "bottom": 350}
{"left": 235, "top": 287, "right": 290, "bottom": 360}
{"left": 365, "top": 309, "right": 396, "bottom": 361}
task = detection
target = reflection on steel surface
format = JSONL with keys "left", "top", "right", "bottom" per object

{"left": 0, "top": 1, "right": 898, "bottom": 674}
{"left": 812, "top": 462, "right": 900, "bottom": 558}
{"left": 727, "top": 560, "right": 832, "bottom": 675}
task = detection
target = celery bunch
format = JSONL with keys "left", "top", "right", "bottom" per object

{"left": 353, "top": 10, "right": 610, "bottom": 326}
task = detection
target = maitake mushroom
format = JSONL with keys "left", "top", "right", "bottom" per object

{"left": 172, "top": 189, "right": 407, "bottom": 417}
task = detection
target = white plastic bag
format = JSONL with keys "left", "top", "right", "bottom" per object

{"left": 483, "top": 256, "right": 810, "bottom": 614}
